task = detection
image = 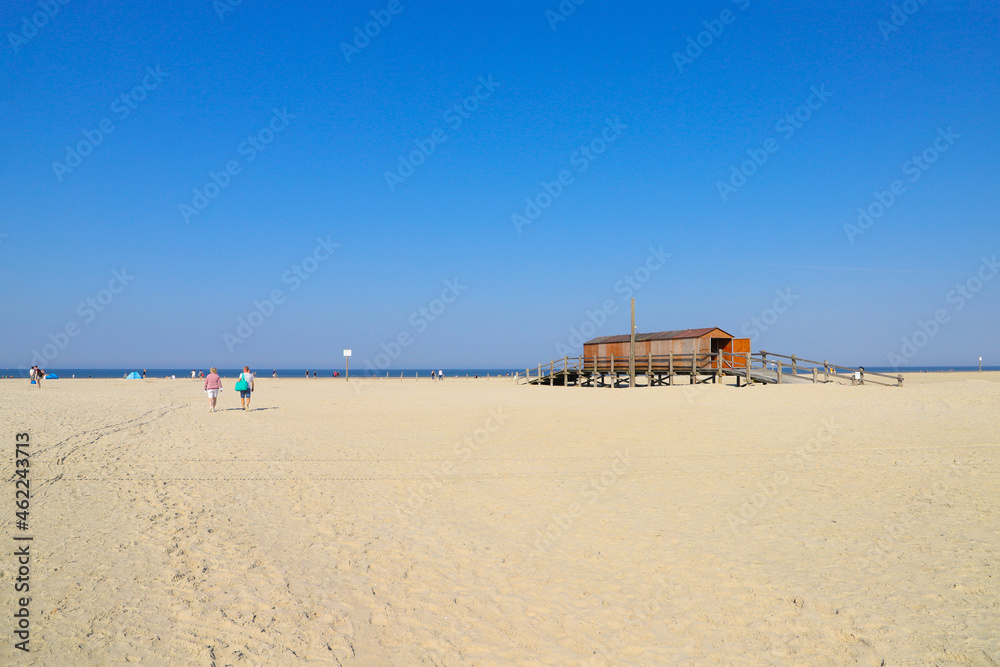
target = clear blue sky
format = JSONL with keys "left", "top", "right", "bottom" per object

{"left": 2, "top": 0, "right": 998, "bottom": 370}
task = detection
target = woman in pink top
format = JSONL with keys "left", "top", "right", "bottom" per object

{"left": 204, "top": 367, "right": 222, "bottom": 412}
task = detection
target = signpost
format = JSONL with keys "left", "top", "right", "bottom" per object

{"left": 980, "top": 356, "right": 983, "bottom": 372}
{"left": 344, "top": 349, "right": 351, "bottom": 381}
{"left": 629, "top": 298, "right": 636, "bottom": 388}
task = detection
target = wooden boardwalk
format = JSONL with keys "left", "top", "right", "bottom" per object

{"left": 518, "top": 352, "right": 903, "bottom": 388}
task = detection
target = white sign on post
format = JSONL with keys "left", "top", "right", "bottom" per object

{"left": 343, "top": 350, "right": 352, "bottom": 357}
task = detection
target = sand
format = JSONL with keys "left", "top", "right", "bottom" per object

{"left": 1, "top": 373, "right": 998, "bottom": 665}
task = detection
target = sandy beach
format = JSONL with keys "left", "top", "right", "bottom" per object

{"left": 2, "top": 374, "right": 998, "bottom": 665}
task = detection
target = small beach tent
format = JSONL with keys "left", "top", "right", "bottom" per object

{"left": 125, "top": 371, "right": 141, "bottom": 379}
{"left": 44, "top": 373, "right": 58, "bottom": 379}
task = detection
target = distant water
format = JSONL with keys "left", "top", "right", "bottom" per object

{"left": 2, "top": 366, "right": 996, "bottom": 379}
{"left": 1, "top": 368, "right": 521, "bottom": 379}
{"left": 864, "top": 366, "right": 1000, "bottom": 374}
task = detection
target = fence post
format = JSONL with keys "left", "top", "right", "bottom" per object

{"left": 610, "top": 355, "right": 615, "bottom": 388}
{"left": 812, "top": 367, "right": 817, "bottom": 383}
{"left": 776, "top": 360, "right": 782, "bottom": 384}
{"left": 791, "top": 354, "right": 797, "bottom": 376}
{"left": 669, "top": 352, "right": 674, "bottom": 386}
{"left": 647, "top": 354, "right": 652, "bottom": 387}
{"left": 746, "top": 352, "right": 752, "bottom": 385}
{"left": 898, "top": 374, "right": 904, "bottom": 387}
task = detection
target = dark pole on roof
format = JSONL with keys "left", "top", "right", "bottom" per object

{"left": 629, "top": 298, "right": 636, "bottom": 388}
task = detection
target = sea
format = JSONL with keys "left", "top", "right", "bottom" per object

{"left": 3, "top": 365, "right": 998, "bottom": 379}
{"left": 2, "top": 368, "right": 522, "bottom": 379}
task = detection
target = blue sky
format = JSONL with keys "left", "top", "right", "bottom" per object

{"left": 2, "top": 0, "right": 998, "bottom": 371}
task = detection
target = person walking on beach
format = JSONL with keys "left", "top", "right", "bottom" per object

{"left": 142, "top": 369, "right": 146, "bottom": 379}
{"left": 438, "top": 369, "right": 444, "bottom": 381}
{"left": 237, "top": 366, "right": 254, "bottom": 411}
{"left": 30, "top": 366, "right": 44, "bottom": 388}
{"left": 204, "top": 367, "right": 222, "bottom": 412}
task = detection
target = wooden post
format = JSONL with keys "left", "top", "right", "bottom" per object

{"left": 647, "top": 354, "right": 652, "bottom": 388}
{"left": 776, "top": 360, "right": 782, "bottom": 384}
{"left": 593, "top": 356, "right": 598, "bottom": 388}
{"left": 812, "top": 367, "right": 817, "bottom": 383}
{"left": 898, "top": 374, "right": 904, "bottom": 387}
{"left": 549, "top": 360, "right": 554, "bottom": 386}
{"left": 791, "top": 354, "right": 797, "bottom": 376}
{"left": 610, "top": 355, "right": 615, "bottom": 388}
{"left": 537, "top": 363, "right": 541, "bottom": 385}
{"left": 629, "top": 298, "right": 636, "bottom": 388}
{"left": 746, "top": 352, "right": 752, "bottom": 385}
{"left": 824, "top": 361, "right": 829, "bottom": 382}
{"left": 563, "top": 356, "right": 568, "bottom": 387}
{"left": 669, "top": 352, "right": 674, "bottom": 386}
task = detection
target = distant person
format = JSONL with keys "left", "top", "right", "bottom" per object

{"left": 142, "top": 369, "right": 146, "bottom": 379}
{"left": 237, "top": 366, "right": 254, "bottom": 411}
{"left": 313, "top": 371, "right": 317, "bottom": 378}
{"left": 204, "top": 367, "right": 222, "bottom": 412}
{"left": 273, "top": 369, "right": 277, "bottom": 378}
{"left": 30, "top": 366, "right": 44, "bottom": 387}
{"left": 200, "top": 370, "right": 205, "bottom": 379}
{"left": 429, "top": 370, "right": 435, "bottom": 381}
{"left": 438, "top": 369, "right": 444, "bottom": 381}
{"left": 305, "top": 370, "right": 309, "bottom": 378}
{"left": 191, "top": 370, "right": 196, "bottom": 379}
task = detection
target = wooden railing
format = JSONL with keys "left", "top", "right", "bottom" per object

{"left": 515, "top": 351, "right": 904, "bottom": 387}
{"left": 755, "top": 351, "right": 903, "bottom": 387}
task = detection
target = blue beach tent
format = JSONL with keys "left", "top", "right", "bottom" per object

{"left": 44, "top": 373, "right": 58, "bottom": 379}
{"left": 125, "top": 371, "right": 141, "bottom": 379}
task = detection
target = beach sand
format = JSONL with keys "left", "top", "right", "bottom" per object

{"left": 1, "top": 374, "right": 998, "bottom": 665}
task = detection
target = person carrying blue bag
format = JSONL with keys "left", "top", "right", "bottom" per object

{"left": 236, "top": 366, "right": 255, "bottom": 411}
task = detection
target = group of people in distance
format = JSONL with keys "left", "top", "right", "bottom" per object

{"left": 28, "top": 365, "right": 46, "bottom": 387}
{"left": 203, "top": 366, "right": 255, "bottom": 412}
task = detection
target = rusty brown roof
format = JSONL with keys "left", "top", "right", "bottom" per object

{"left": 584, "top": 327, "right": 733, "bottom": 345}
